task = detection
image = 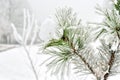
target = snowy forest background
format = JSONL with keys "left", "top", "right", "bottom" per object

{"left": 0, "top": 0, "right": 120, "bottom": 80}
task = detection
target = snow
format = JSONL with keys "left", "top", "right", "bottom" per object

{"left": 0, "top": 46, "right": 119, "bottom": 80}
{"left": 0, "top": 46, "right": 36, "bottom": 80}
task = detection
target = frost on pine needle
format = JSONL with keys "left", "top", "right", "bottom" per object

{"left": 55, "top": 7, "right": 81, "bottom": 28}
{"left": 92, "top": 1, "right": 120, "bottom": 79}
{"left": 42, "top": 7, "right": 98, "bottom": 80}
{"left": 42, "top": 2, "right": 120, "bottom": 79}
{"left": 95, "top": 39, "right": 120, "bottom": 80}
{"left": 95, "top": 5, "right": 120, "bottom": 41}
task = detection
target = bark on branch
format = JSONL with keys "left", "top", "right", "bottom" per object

{"left": 70, "top": 42, "right": 95, "bottom": 75}
{"left": 103, "top": 51, "right": 115, "bottom": 80}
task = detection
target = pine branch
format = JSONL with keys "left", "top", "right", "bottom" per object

{"left": 103, "top": 51, "right": 115, "bottom": 80}
{"left": 70, "top": 42, "right": 95, "bottom": 75}
{"left": 116, "top": 31, "right": 120, "bottom": 40}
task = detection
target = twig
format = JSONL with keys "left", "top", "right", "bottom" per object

{"left": 116, "top": 31, "right": 120, "bottom": 40}
{"left": 70, "top": 42, "right": 95, "bottom": 75}
{"left": 23, "top": 45, "right": 39, "bottom": 80}
{"left": 103, "top": 32, "right": 120, "bottom": 80}
{"left": 103, "top": 50, "right": 115, "bottom": 80}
